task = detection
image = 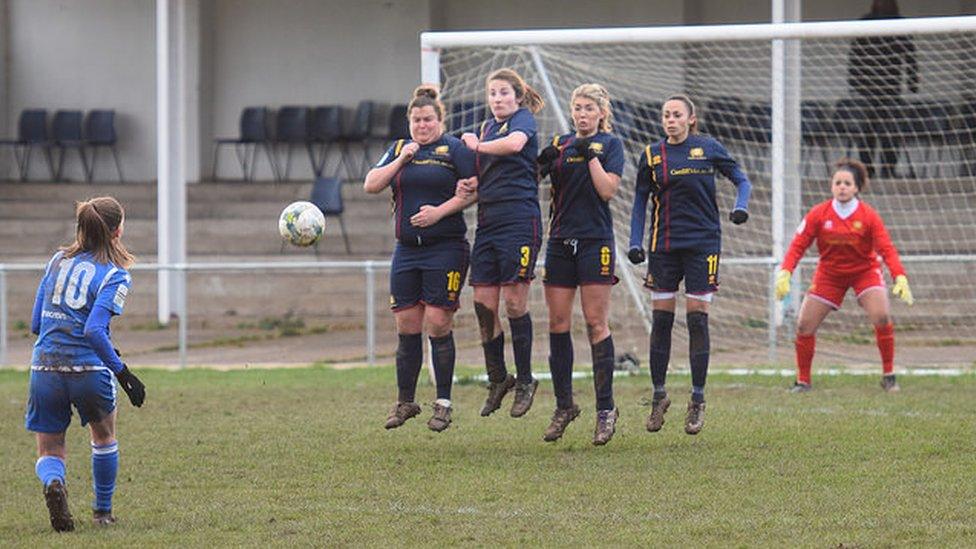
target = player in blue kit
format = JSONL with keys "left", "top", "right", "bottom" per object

{"left": 458, "top": 68, "right": 545, "bottom": 418}
{"left": 629, "top": 95, "right": 752, "bottom": 435}
{"left": 535, "top": 83, "right": 624, "bottom": 445}
{"left": 365, "top": 86, "right": 477, "bottom": 432}
{"left": 25, "top": 196, "right": 145, "bottom": 531}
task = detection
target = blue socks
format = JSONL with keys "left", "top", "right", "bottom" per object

{"left": 36, "top": 444, "right": 118, "bottom": 513}
{"left": 509, "top": 314, "right": 534, "bottom": 383}
{"left": 591, "top": 336, "right": 615, "bottom": 411}
{"left": 483, "top": 333, "right": 507, "bottom": 383}
{"left": 395, "top": 333, "right": 423, "bottom": 402}
{"left": 429, "top": 332, "right": 455, "bottom": 401}
{"left": 687, "top": 311, "right": 710, "bottom": 403}
{"left": 35, "top": 455, "right": 66, "bottom": 487}
{"left": 548, "top": 331, "right": 574, "bottom": 409}
{"left": 91, "top": 441, "right": 118, "bottom": 512}
{"left": 650, "top": 310, "right": 675, "bottom": 392}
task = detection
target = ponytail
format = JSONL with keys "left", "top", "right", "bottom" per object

{"left": 61, "top": 196, "right": 134, "bottom": 268}
{"left": 486, "top": 68, "right": 545, "bottom": 114}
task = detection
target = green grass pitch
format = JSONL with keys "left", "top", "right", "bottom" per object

{"left": 1, "top": 367, "right": 974, "bottom": 546}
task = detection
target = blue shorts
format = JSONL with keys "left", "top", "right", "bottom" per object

{"left": 645, "top": 248, "right": 721, "bottom": 295}
{"left": 390, "top": 239, "right": 470, "bottom": 311}
{"left": 470, "top": 202, "right": 542, "bottom": 286}
{"left": 25, "top": 369, "right": 117, "bottom": 433}
{"left": 543, "top": 238, "right": 618, "bottom": 287}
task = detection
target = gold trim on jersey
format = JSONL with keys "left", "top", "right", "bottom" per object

{"left": 650, "top": 195, "right": 661, "bottom": 253}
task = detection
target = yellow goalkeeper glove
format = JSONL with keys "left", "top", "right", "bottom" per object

{"left": 892, "top": 275, "right": 914, "bottom": 305}
{"left": 775, "top": 269, "right": 791, "bottom": 301}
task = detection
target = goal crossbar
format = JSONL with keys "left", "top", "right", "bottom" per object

{"left": 422, "top": 15, "right": 976, "bottom": 48}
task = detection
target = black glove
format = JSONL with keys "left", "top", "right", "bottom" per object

{"left": 729, "top": 209, "right": 749, "bottom": 225}
{"left": 537, "top": 145, "right": 560, "bottom": 178}
{"left": 574, "top": 137, "right": 595, "bottom": 161}
{"left": 627, "top": 247, "right": 646, "bottom": 265}
{"left": 116, "top": 365, "right": 145, "bottom": 407}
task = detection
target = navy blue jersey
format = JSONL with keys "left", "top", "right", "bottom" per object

{"left": 630, "top": 134, "right": 751, "bottom": 252}
{"left": 475, "top": 107, "right": 539, "bottom": 205}
{"left": 376, "top": 134, "right": 476, "bottom": 245}
{"left": 31, "top": 251, "right": 131, "bottom": 372}
{"left": 547, "top": 131, "right": 624, "bottom": 239}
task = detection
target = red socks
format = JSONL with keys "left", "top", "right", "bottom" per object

{"left": 795, "top": 333, "right": 815, "bottom": 385}
{"left": 875, "top": 322, "right": 895, "bottom": 375}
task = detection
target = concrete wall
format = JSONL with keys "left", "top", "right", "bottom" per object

{"left": 1, "top": 0, "right": 973, "bottom": 182}
{"left": 5, "top": 0, "right": 155, "bottom": 181}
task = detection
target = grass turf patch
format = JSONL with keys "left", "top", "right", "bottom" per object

{"left": 1, "top": 367, "right": 974, "bottom": 546}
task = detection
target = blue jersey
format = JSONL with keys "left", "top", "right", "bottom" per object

{"left": 475, "top": 107, "right": 539, "bottom": 205}
{"left": 376, "top": 134, "right": 476, "bottom": 245}
{"left": 630, "top": 134, "right": 752, "bottom": 252}
{"left": 547, "top": 131, "right": 624, "bottom": 240}
{"left": 31, "top": 251, "right": 131, "bottom": 372}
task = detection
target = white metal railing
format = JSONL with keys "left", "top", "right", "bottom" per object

{"left": 0, "top": 260, "right": 391, "bottom": 369}
{"left": 2, "top": 255, "right": 974, "bottom": 368}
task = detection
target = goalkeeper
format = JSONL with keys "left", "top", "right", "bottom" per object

{"left": 776, "top": 158, "right": 913, "bottom": 393}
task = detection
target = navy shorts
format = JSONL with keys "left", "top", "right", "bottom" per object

{"left": 470, "top": 202, "right": 542, "bottom": 286}
{"left": 390, "top": 239, "right": 470, "bottom": 311}
{"left": 543, "top": 238, "right": 618, "bottom": 287}
{"left": 645, "top": 248, "right": 721, "bottom": 295}
{"left": 25, "top": 368, "right": 117, "bottom": 433}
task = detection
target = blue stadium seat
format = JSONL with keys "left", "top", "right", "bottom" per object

{"left": 212, "top": 106, "right": 278, "bottom": 181}
{"left": 336, "top": 101, "right": 375, "bottom": 180}
{"left": 311, "top": 176, "right": 350, "bottom": 254}
{"left": 84, "top": 110, "right": 124, "bottom": 182}
{"left": 0, "top": 109, "right": 55, "bottom": 181}
{"left": 51, "top": 110, "right": 88, "bottom": 181}
{"left": 387, "top": 104, "right": 409, "bottom": 142}
{"left": 705, "top": 96, "right": 749, "bottom": 143}
{"left": 274, "top": 106, "right": 312, "bottom": 181}
{"left": 801, "top": 100, "right": 836, "bottom": 178}
{"left": 309, "top": 105, "right": 343, "bottom": 178}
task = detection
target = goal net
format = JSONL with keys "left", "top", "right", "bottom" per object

{"left": 423, "top": 17, "right": 976, "bottom": 368}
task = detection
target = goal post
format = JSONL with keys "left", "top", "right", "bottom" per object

{"left": 421, "top": 16, "right": 976, "bottom": 367}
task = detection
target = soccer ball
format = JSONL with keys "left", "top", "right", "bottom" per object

{"left": 278, "top": 201, "right": 325, "bottom": 247}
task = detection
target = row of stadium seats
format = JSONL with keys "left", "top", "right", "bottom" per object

{"left": 696, "top": 95, "right": 976, "bottom": 179}
{"left": 0, "top": 109, "right": 123, "bottom": 182}
{"left": 212, "top": 102, "right": 410, "bottom": 182}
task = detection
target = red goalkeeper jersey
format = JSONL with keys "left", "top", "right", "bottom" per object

{"left": 781, "top": 198, "right": 905, "bottom": 277}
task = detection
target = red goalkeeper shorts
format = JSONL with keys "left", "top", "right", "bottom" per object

{"left": 807, "top": 266, "right": 885, "bottom": 310}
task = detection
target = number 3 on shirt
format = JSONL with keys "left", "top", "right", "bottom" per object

{"left": 519, "top": 246, "right": 531, "bottom": 267}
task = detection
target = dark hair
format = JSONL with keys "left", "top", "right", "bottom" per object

{"left": 834, "top": 158, "right": 870, "bottom": 192}
{"left": 61, "top": 196, "right": 135, "bottom": 268}
{"left": 407, "top": 85, "right": 446, "bottom": 123}
{"left": 486, "top": 68, "right": 545, "bottom": 114}
{"left": 663, "top": 94, "right": 699, "bottom": 134}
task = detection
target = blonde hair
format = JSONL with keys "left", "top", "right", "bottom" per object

{"left": 663, "top": 94, "right": 699, "bottom": 134}
{"left": 61, "top": 196, "right": 134, "bottom": 268}
{"left": 570, "top": 83, "right": 614, "bottom": 133}
{"left": 407, "top": 85, "right": 446, "bottom": 124}
{"left": 486, "top": 68, "right": 545, "bottom": 114}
